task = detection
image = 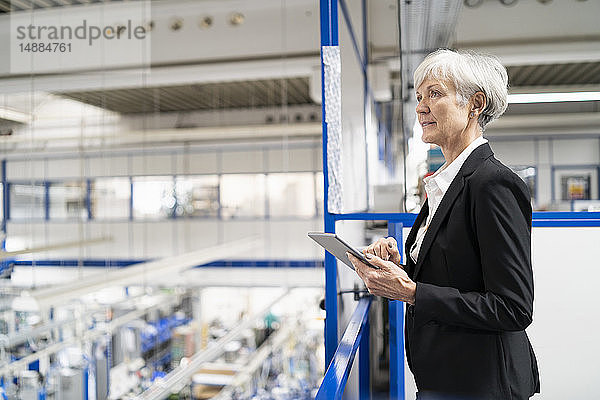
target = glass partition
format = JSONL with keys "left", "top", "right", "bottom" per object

{"left": 49, "top": 181, "right": 87, "bottom": 220}
{"left": 174, "top": 175, "right": 219, "bottom": 217}
{"left": 267, "top": 173, "right": 316, "bottom": 217}
{"left": 220, "top": 174, "right": 266, "bottom": 219}
{"left": 91, "top": 178, "right": 131, "bottom": 220}
{"left": 132, "top": 176, "right": 176, "bottom": 220}
{"left": 9, "top": 183, "right": 45, "bottom": 220}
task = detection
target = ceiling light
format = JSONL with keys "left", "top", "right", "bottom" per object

{"left": 508, "top": 91, "right": 600, "bottom": 104}
{"left": 229, "top": 12, "right": 245, "bottom": 26}
{"left": 144, "top": 21, "right": 155, "bottom": 32}
{"left": 170, "top": 18, "right": 183, "bottom": 31}
{"left": 1, "top": 236, "right": 112, "bottom": 260}
{"left": 28, "top": 237, "right": 261, "bottom": 308}
{"left": 464, "top": 0, "right": 484, "bottom": 7}
{"left": 199, "top": 16, "right": 213, "bottom": 29}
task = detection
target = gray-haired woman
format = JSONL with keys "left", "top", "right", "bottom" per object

{"left": 348, "top": 49, "right": 540, "bottom": 399}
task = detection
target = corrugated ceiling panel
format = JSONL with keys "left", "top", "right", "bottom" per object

{"left": 57, "top": 77, "right": 313, "bottom": 113}
{"left": 507, "top": 62, "right": 600, "bottom": 87}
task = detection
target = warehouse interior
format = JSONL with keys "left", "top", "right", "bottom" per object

{"left": 0, "top": 0, "right": 599, "bottom": 399}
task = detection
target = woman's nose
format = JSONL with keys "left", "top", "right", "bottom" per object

{"left": 416, "top": 100, "right": 428, "bottom": 114}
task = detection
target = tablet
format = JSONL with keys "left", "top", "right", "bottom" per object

{"left": 308, "top": 232, "right": 379, "bottom": 270}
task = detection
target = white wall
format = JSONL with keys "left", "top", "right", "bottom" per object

{"left": 489, "top": 137, "right": 600, "bottom": 210}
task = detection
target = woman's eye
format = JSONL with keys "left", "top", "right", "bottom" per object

{"left": 430, "top": 90, "right": 440, "bottom": 98}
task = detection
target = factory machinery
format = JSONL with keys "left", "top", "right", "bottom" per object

{"left": 0, "top": 240, "right": 324, "bottom": 399}
{"left": 0, "top": 285, "right": 324, "bottom": 400}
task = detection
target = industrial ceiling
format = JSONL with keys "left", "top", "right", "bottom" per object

{"left": 59, "top": 77, "right": 312, "bottom": 114}
{"left": 0, "top": 0, "right": 141, "bottom": 13}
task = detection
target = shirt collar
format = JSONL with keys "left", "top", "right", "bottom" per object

{"left": 424, "top": 136, "right": 488, "bottom": 194}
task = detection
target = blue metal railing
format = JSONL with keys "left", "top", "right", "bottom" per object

{"left": 315, "top": 296, "right": 372, "bottom": 400}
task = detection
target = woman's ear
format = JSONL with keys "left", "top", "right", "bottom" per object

{"left": 470, "top": 91, "right": 486, "bottom": 118}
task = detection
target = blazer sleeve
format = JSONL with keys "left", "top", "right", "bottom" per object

{"left": 413, "top": 168, "right": 534, "bottom": 332}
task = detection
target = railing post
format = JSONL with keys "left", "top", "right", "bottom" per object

{"left": 359, "top": 308, "right": 370, "bottom": 400}
{"left": 388, "top": 222, "right": 405, "bottom": 400}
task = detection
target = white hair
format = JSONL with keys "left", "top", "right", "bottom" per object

{"left": 413, "top": 49, "right": 509, "bottom": 130}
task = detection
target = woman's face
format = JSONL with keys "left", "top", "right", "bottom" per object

{"left": 415, "top": 77, "right": 470, "bottom": 148}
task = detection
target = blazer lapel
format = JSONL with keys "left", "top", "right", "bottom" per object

{"left": 404, "top": 199, "right": 429, "bottom": 278}
{"left": 412, "top": 143, "right": 494, "bottom": 280}
{"left": 412, "top": 175, "right": 465, "bottom": 279}
{"left": 405, "top": 198, "right": 429, "bottom": 251}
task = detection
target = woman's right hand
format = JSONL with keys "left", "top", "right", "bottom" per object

{"left": 363, "top": 237, "right": 403, "bottom": 269}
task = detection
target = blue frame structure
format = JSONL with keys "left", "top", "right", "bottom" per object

{"left": 320, "top": 0, "right": 339, "bottom": 368}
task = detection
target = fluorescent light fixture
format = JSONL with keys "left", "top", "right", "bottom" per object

{"left": 1, "top": 236, "right": 112, "bottom": 260}
{"left": 28, "top": 237, "right": 261, "bottom": 308}
{"left": 0, "top": 107, "right": 31, "bottom": 124}
{"left": 508, "top": 91, "right": 600, "bottom": 104}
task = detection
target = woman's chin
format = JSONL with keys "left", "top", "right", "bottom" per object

{"left": 421, "top": 134, "right": 436, "bottom": 145}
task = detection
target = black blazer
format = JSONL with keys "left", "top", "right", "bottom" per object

{"left": 404, "top": 143, "right": 540, "bottom": 400}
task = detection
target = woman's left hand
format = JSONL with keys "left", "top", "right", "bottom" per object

{"left": 347, "top": 252, "right": 417, "bottom": 305}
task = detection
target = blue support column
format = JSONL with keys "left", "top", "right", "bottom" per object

{"left": 359, "top": 309, "right": 371, "bottom": 400}
{"left": 1, "top": 160, "right": 7, "bottom": 249}
{"left": 388, "top": 222, "right": 405, "bottom": 400}
{"left": 44, "top": 182, "right": 51, "bottom": 221}
{"left": 324, "top": 213, "right": 338, "bottom": 367}
{"left": 86, "top": 179, "right": 92, "bottom": 220}
{"left": 129, "top": 177, "right": 134, "bottom": 221}
{"left": 320, "top": 0, "right": 340, "bottom": 368}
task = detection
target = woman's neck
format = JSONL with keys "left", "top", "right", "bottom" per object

{"left": 441, "top": 131, "right": 482, "bottom": 165}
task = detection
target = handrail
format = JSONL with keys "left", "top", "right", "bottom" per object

{"left": 330, "top": 211, "right": 600, "bottom": 227}
{"left": 315, "top": 296, "right": 371, "bottom": 400}
{"left": 531, "top": 211, "right": 600, "bottom": 227}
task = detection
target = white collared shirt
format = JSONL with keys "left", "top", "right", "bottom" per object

{"left": 409, "top": 136, "right": 488, "bottom": 264}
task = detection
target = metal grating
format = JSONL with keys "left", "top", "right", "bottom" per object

{"left": 57, "top": 77, "right": 314, "bottom": 114}
{"left": 0, "top": 0, "right": 142, "bottom": 14}
{"left": 507, "top": 62, "right": 600, "bottom": 87}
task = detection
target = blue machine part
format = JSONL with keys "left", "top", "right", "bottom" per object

{"left": 0, "top": 259, "right": 14, "bottom": 279}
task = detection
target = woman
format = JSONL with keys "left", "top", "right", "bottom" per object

{"left": 347, "top": 49, "right": 540, "bottom": 400}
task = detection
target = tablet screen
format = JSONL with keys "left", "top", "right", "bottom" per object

{"left": 308, "top": 232, "right": 379, "bottom": 270}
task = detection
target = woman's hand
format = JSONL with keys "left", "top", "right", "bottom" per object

{"left": 347, "top": 252, "right": 416, "bottom": 305}
{"left": 363, "top": 237, "right": 403, "bottom": 269}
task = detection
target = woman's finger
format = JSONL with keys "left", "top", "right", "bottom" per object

{"left": 364, "top": 253, "right": 388, "bottom": 270}
{"left": 386, "top": 237, "right": 397, "bottom": 247}
{"left": 375, "top": 241, "right": 387, "bottom": 260}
